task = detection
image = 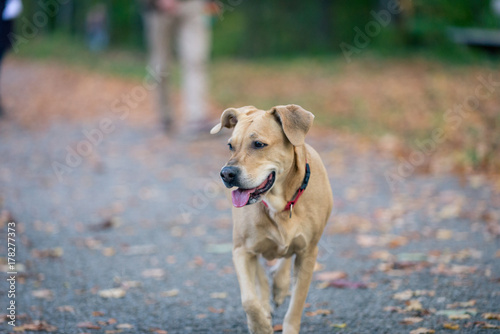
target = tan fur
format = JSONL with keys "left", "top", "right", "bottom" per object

{"left": 212, "top": 104, "right": 333, "bottom": 334}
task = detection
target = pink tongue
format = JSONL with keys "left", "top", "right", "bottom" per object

{"left": 232, "top": 188, "right": 255, "bottom": 208}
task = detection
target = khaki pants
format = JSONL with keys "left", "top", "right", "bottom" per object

{"left": 143, "top": 0, "right": 210, "bottom": 127}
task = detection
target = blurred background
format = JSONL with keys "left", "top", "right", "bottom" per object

{"left": 19, "top": 0, "right": 500, "bottom": 57}
{"left": 8, "top": 0, "right": 500, "bottom": 174}
{"left": 1, "top": 1, "right": 500, "bottom": 333}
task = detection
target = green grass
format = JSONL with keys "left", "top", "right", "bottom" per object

{"left": 15, "top": 33, "right": 148, "bottom": 79}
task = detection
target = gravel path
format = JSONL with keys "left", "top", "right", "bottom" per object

{"left": 0, "top": 59, "right": 499, "bottom": 334}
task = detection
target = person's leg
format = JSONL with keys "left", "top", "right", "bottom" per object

{"left": 177, "top": 0, "right": 210, "bottom": 127}
{"left": 143, "top": 11, "right": 174, "bottom": 129}
{"left": 0, "top": 19, "right": 14, "bottom": 118}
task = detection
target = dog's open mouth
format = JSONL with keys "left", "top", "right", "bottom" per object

{"left": 231, "top": 172, "right": 276, "bottom": 208}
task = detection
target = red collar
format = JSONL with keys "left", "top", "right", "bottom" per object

{"left": 262, "top": 161, "right": 311, "bottom": 218}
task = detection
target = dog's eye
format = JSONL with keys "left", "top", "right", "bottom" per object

{"left": 253, "top": 141, "right": 267, "bottom": 149}
{"left": 228, "top": 143, "right": 234, "bottom": 151}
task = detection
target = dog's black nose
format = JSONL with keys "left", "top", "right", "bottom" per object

{"left": 220, "top": 166, "right": 239, "bottom": 186}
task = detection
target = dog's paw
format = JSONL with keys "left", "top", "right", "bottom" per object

{"left": 248, "top": 323, "right": 274, "bottom": 334}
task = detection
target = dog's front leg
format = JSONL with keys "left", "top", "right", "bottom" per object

{"left": 233, "top": 247, "right": 273, "bottom": 334}
{"left": 282, "top": 246, "right": 318, "bottom": 334}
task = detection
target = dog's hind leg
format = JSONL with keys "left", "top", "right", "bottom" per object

{"left": 271, "top": 257, "right": 292, "bottom": 307}
{"left": 283, "top": 246, "right": 318, "bottom": 334}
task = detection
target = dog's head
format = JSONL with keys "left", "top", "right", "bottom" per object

{"left": 211, "top": 104, "right": 314, "bottom": 208}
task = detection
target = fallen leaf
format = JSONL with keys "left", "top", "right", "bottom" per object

{"left": 273, "top": 324, "right": 283, "bottom": 332}
{"left": 436, "top": 229, "right": 453, "bottom": 240}
{"left": 305, "top": 309, "right": 332, "bottom": 317}
{"left": 32, "top": 289, "right": 54, "bottom": 300}
{"left": 443, "top": 322, "right": 460, "bottom": 330}
{"left": 482, "top": 313, "right": 500, "bottom": 320}
{"left": 31, "top": 247, "right": 64, "bottom": 258}
{"left": 394, "top": 290, "right": 435, "bottom": 301}
{"left": 356, "top": 235, "right": 378, "bottom": 247}
{"left": 116, "top": 323, "right": 134, "bottom": 329}
{"left": 83, "top": 237, "right": 103, "bottom": 250}
{"left": 316, "top": 281, "right": 330, "bottom": 289}
{"left": 149, "top": 329, "right": 168, "bottom": 334}
{"left": 98, "top": 288, "right": 126, "bottom": 299}
{"left": 57, "top": 305, "right": 75, "bottom": 313}
{"left": 401, "top": 317, "right": 423, "bottom": 325}
{"left": 102, "top": 247, "right": 115, "bottom": 257}
{"left": 141, "top": 268, "right": 165, "bottom": 279}
{"left": 449, "top": 314, "right": 471, "bottom": 320}
{"left": 315, "top": 271, "right": 348, "bottom": 281}
{"left": 392, "top": 261, "right": 429, "bottom": 270}
{"left": 77, "top": 321, "right": 101, "bottom": 330}
{"left": 121, "top": 280, "right": 142, "bottom": 289}
{"left": 393, "top": 290, "right": 413, "bottom": 301}
{"left": 196, "top": 314, "right": 207, "bottom": 319}
{"left": 446, "top": 300, "right": 476, "bottom": 308}
{"left": 387, "top": 235, "right": 408, "bottom": 248}
{"left": 210, "top": 292, "right": 227, "bottom": 299}
{"left": 439, "top": 203, "right": 461, "bottom": 220}
{"left": 331, "top": 323, "right": 347, "bottom": 328}
{"left": 405, "top": 299, "right": 423, "bottom": 312}
{"left": 479, "top": 322, "right": 500, "bottom": 329}
{"left": 325, "top": 279, "right": 368, "bottom": 289}
{"left": 161, "top": 289, "right": 179, "bottom": 297}
{"left": 194, "top": 255, "right": 205, "bottom": 266}
{"left": 370, "top": 250, "right": 394, "bottom": 261}
{"left": 410, "top": 328, "right": 435, "bottom": 334}
{"left": 414, "top": 290, "right": 435, "bottom": 297}
{"left": 313, "top": 261, "right": 324, "bottom": 272}
{"left": 431, "top": 264, "right": 477, "bottom": 276}
{"left": 19, "top": 321, "right": 58, "bottom": 332}
{"left": 207, "top": 307, "right": 224, "bottom": 314}
{"left": 92, "top": 311, "right": 105, "bottom": 316}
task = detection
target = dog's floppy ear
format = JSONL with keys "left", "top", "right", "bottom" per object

{"left": 210, "top": 107, "right": 240, "bottom": 134}
{"left": 210, "top": 106, "right": 257, "bottom": 134}
{"left": 270, "top": 104, "right": 314, "bottom": 146}
{"left": 210, "top": 106, "right": 248, "bottom": 135}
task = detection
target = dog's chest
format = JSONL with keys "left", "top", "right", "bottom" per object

{"left": 246, "top": 231, "right": 308, "bottom": 260}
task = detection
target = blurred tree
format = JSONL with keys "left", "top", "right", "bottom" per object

{"left": 17, "top": 0, "right": 500, "bottom": 57}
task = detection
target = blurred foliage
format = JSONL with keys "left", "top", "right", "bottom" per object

{"left": 18, "top": 0, "right": 499, "bottom": 58}
{"left": 12, "top": 1, "right": 500, "bottom": 173}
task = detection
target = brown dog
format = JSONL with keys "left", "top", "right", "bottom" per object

{"left": 211, "top": 104, "right": 333, "bottom": 334}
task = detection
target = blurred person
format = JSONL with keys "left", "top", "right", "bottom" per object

{"left": 493, "top": 0, "right": 500, "bottom": 17}
{"left": 85, "top": 3, "right": 109, "bottom": 52}
{"left": 140, "top": 0, "right": 216, "bottom": 139}
{"left": 0, "top": 0, "right": 22, "bottom": 117}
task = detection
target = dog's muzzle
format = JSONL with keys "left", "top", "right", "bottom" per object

{"left": 220, "top": 166, "right": 240, "bottom": 188}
